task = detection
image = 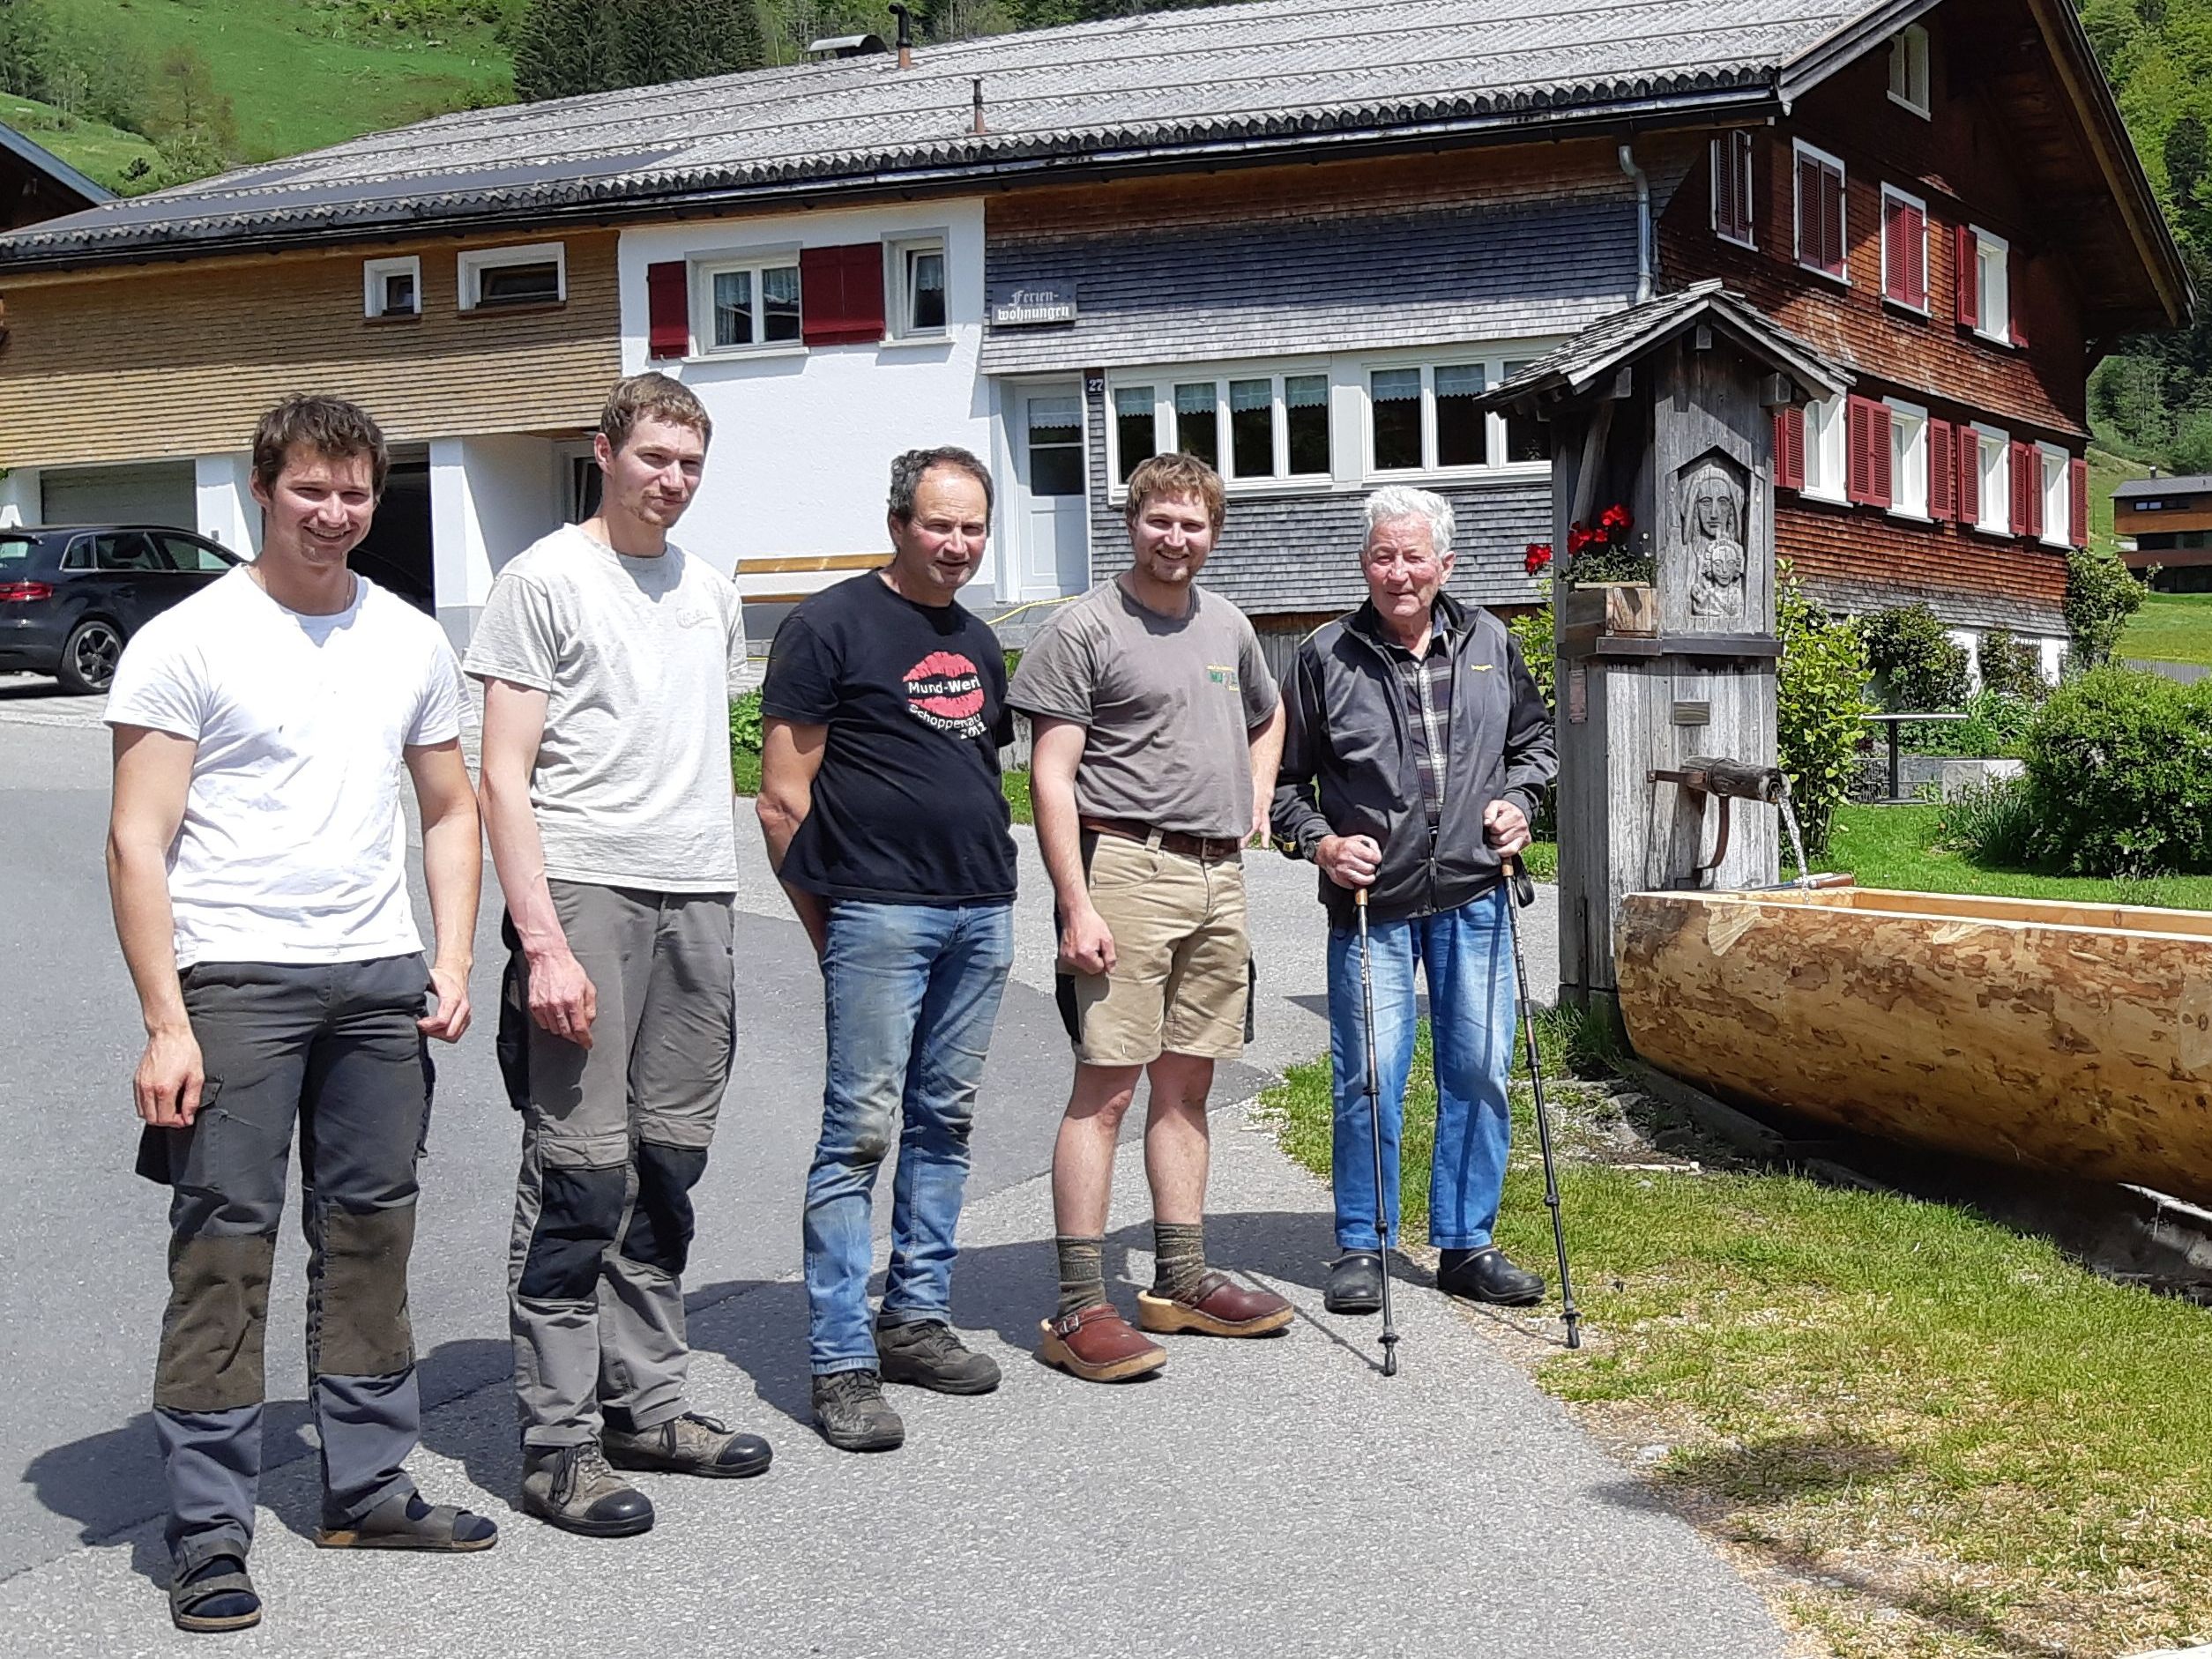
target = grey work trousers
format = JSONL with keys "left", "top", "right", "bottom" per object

{"left": 503, "top": 881, "right": 735, "bottom": 1450}
{"left": 144, "top": 953, "right": 433, "bottom": 1574}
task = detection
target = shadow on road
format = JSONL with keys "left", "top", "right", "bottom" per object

{"left": 0, "top": 677, "right": 78, "bottom": 703}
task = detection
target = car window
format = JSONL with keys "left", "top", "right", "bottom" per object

{"left": 157, "top": 534, "right": 239, "bottom": 573}
{"left": 0, "top": 536, "right": 37, "bottom": 571}
{"left": 92, "top": 532, "right": 169, "bottom": 573}
{"left": 61, "top": 537, "right": 93, "bottom": 571}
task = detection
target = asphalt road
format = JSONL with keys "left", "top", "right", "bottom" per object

{"left": 0, "top": 678, "right": 1793, "bottom": 1659}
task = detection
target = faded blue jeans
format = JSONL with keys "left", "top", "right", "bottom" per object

{"left": 803, "top": 900, "right": 1014, "bottom": 1375}
{"left": 1327, "top": 885, "right": 1516, "bottom": 1253}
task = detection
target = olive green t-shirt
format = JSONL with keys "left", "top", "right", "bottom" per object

{"left": 1009, "top": 577, "right": 1279, "bottom": 840}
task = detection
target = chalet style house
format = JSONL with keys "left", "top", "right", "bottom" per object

{"left": 0, "top": 0, "right": 2186, "bottom": 673}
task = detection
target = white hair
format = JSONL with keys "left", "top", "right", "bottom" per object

{"left": 1362, "top": 486, "right": 1454, "bottom": 559}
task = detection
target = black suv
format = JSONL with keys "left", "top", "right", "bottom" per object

{"left": 0, "top": 524, "right": 242, "bottom": 694}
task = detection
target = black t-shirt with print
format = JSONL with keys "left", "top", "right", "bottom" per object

{"left": 762, "top": 571, "right": 1018, "bottom": 904}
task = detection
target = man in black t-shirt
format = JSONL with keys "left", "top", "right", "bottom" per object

{"left": 757, "top": 446, "right": 1018, "bottom": 1454}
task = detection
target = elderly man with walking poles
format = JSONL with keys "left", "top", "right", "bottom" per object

{"left": 1271, "top": 485, "right": 1559, "bottom": 1317}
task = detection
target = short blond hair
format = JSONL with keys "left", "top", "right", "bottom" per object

{"left": 599, "top": 372, "right": 712, "bottom": 454}
{"left": 1124, "top": 452, "right": 1225, "bottom": 533}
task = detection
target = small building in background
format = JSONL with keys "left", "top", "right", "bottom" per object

{"left": 2114, "top": 473, "right": 2212, "bottom": 591}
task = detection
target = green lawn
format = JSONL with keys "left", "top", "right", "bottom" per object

{"left": 2088, "top": 443, "right": 2151, "bottom": 562}
{"left": 730, "top": 751, "right": 1035, "bottom": 827}
{"left": 0, "top": 92, "right": 160, "bottom": 192}
{"left": 1807, "top": 802, "right": 2212, "bottom": 910}
{"left": 2120, "top": 591, "right": 2212, "bottom": 668}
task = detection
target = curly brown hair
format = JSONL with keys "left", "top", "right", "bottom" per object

{"left": 1123, "top": 452, "right": 1225, "bottom": 533}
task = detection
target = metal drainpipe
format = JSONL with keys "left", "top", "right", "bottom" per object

{"left": 1619, "top": 139, "right": 1652, "bottom": 303}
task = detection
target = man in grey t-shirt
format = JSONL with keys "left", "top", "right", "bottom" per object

{"left": 466, "top": 374, "right": 771, "bottom": 1538}
{"left": 1009, "top": 452, "right": 1291, "bottom": 1385}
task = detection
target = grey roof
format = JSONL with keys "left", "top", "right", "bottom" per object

{"left": 2112, "top": 473, "right": 2212, "bottom": 498}
{"left": 1481, "top": 279, "right": 1851, "bottom": 406}
{"left": 0, "top": 123, "right": 112, "bottom": 211}
{"left": 0, "top": 0, "right": 1892, "bottom": 270}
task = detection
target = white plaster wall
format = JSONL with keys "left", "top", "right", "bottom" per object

{"left": 0, "top": 467, "right": 37, "bottom": 527}
{"left": 1949, "top": 626, "right": 1982, "bottom": 692}
{"left": 617, "top": 200, "right": 994, "bottom": 595}
{"left": 2038, "top": 635, "right": 2067, "bottom": 681}
{"left": 194, "top": 454, "right": 260, "bottom": 554}
{"left": 429, "top": 435, "right": 562, "bottom": 650}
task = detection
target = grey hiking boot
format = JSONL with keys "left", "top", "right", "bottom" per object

{"left": 877, "top": 1320, "right": 1002, "bottom": 1395}
{"left": 811, "top": 1370, "right": 905, "bottom": 1453}
{"left": 518, "top": 1442, "right": 654, "bottom": 1538}
{"left": 604, "top": 1412, "right": 772, "bottom": 1480}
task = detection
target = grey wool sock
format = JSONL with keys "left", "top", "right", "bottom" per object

{"left": 1151, "top": 1221, "right": 1206, "bottom": 1299}
{"left": 1054, "top": 1235, "right": 1106, "bottom": 1320}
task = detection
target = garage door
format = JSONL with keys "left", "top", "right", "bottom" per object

{"left": 41, "top": 462, "right": 197, "bottom": 531}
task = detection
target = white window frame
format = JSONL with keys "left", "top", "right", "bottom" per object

{"left": 1357, "top": 351, "right": 1556, "bottom": 483}
{"left": 1970, "top": 226, "right": 2011, "bottom": 344}
{"left": 2039, "top": 442, "right": 2070, "bottom": 548}
{"left": 1888, "top": 24, "right": 1931, "bottom": 118}
{"left": 690, "top": 245, "right": 805, "bottom": 359}
{"left": 458, "top": 242, "right": 566, "bottom": 311}
{"left": 1792, "top": 139, "right": 1850, "bottom": 286}
{"left": 1972, "top": 422, "right": 2010, "bottom": 536}
{"left": 1880, "top": 184, "right": 1930, "bottom": 316}
{"left": 884, "top": 233, "right": 949, "bottom": 342}
{"left": 1104, "top": 362, "right": 1337, "bottom": 495}
{"left": 1803, "top": 393, "right": 1847, "bottom": 504}
{"left": 1885, "top": 397, "right": 1929, "bottom": 520}
{"left": 361, "top": 256, "right": 421, "bottom": 320}
{"left": 1711, "top": 130, "right": 1756, "bottom": 250}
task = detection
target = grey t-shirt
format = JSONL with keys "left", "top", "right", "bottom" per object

{"left": 1009, "top": 577, "right": 1278, "bottom": 840}
{"left": 463, "top": 524, "right": 746, "bottom": 890}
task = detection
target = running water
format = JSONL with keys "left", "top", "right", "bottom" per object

{"left": 1776, "top": 781, "right": 1814, "bottom": 889}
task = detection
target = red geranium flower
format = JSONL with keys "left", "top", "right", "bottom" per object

{"left": 1598, "top": 503, "right": 1633, "bottom": 534}
{"left": 1524, "top": 542, "right": 1553, "bottom": 575}
{"left": 1566, "top": 523, "right": 1596, "bottom": 554}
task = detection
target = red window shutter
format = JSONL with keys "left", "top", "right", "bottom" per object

{"left": 2011, "top": 443, "right": 2044, "bottom": 539}
{"left": 1903, "top": 204, "right": 1927, "bottom": 309}
{"left": 2069, "top": 456, "right": 2089, "bottom": 547}
{"left": 1869, "top": 402, "right": 1894, "bottom": 508}
{"left": 1928, "top": 420, "right": 1955, "bottom": 522}
{"left": 646, "top": 260, "right": 689, "bottom": 360}
{"left": 1882, "top": 195, "right": 1906, "bottom": 301}
{"left": 1957, "top": 428, "right": 1979, "bottom": 525}
{"left": 1846, "top": 397, "right": 1873, "bottom": 502}
{"left": 2008, "top": 249, "right": 2028, "bottom": 347}
{"left": 1717, "top": 131, "right": 1754, "bottom": 242}
{"left": 1773, "top": 405, "right": 1806, "bottom": 490}
{"left": 1955, "top": 225, "right": 1977, "bottom": 327}
{"left": 799, "top": 243, "right": 887, "bottom": 346}
{"left": 1796, "top": 153, "right": 1821, "bottom": 264}
{"left": 1821, "top": 166, "right": 1846, "bottom": 275}
{"left": 2007, "top": 443, "right": 2026, "bottom": 534}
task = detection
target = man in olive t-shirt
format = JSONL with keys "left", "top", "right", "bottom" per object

{"left": 1009, "top": 451, "right": 1291, "bottom": 1385}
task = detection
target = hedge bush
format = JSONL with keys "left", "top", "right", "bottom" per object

{"left": 1975, "top": 628, "right": 2045, "bottom": 703}
{"left": 1776, "top": 573, "right": 1872, "bottom": 859}
{"left": 1507, "top": 606, "right": 1554, "bottom": 710}
{"left": 730, "top": 688, "right": 763, "bottom": 760}
{"left": 1903, "top": 687, "right": 2037, "bottom": 758}
{"left": 2016, "top": 665, "right": 2212, "bottom": 875}
{"left": 1864, "top": 602, "right": 1970, "bottom": 711}
{"left": 2062, "top": 543, "right": 2145, "bottom": 671}
{"left": 1934, "top": 773, "right": 2038, "bottom": 866}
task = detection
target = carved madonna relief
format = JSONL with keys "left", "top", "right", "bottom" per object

{"left": 1678, "top": 452, "right": 1748, "bottom": 623}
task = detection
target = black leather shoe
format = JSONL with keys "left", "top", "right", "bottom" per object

{"left": 1436, "top": 1246, "right": 1545, "bottom": 1307}
{"left": 1323, "top": 1252, "right": 1384, "bottom": 1315}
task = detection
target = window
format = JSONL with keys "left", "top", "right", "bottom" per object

{"left": 1881, "top": 185, "right": 1929, "bottom": 312}
{"left": 1365, "top": 358, "right": 1548, "bottom": 476}
{"left": 1229, "top": 378, "right": 1274, "bottom": 477}
{"left": 1887, "top": 398, "right": 1929, "bottom": 518}
{"left": 1285, "top": 374, "right": 1330, "bottom": 474}
{"left": 1174, "top": 383, "right": 1222, "bottom": 470}
{"left": 1434, "top": 364, "right": 1486, "bottom": 466}
{"left": 1957, "top": 225, "right": 2011, "bottom": 342}
{"left": 1114, "top": 385, "right": 1157, "bottom": 484}
{"left": 92, "top": 532, "right": 163, "bottom": 572}
{"left": 1793, "top": 141, "right": 1848, "bottom": 281}
{"left": 1027, "top": 395, "right": 1085, "bottom": 496}
{"left": 1501, "top": 359, "right": 1546, "bottom": 462}
{"left": 1973, "top": 426, "right": 2009, "bottom": 534}
{"left": 1804, "top": 395, "right": 1846, "bottom": 502}
{"left": 1369, "top": 368, "right": 1423, "bottom": 471}
{"left": 889, "top": 236, "right": 947, "bottom": 338}
{"left": 458, "top": 242, "right": 565, "bottom": 310}
{"left": 1889, "top": 24, "right": 1931, "bottom": 117}
{"left": 362, "top": 256, "right": 420, "bottom": 320}
{"left": 2039, "top": 444, "right": 2069, "bottom": 548}
{"left": 155, "top": 533, "right": 237, "bottom": 573}
{"left": 697, "top": 257, "right": 803, "bottom": 353}
{"left": 1711, "top": 130, "right": 1756, "bottom": 249}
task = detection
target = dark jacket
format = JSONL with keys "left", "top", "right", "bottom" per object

{"left": 1270, "top": 591, "right": 1556, "bottom": 928}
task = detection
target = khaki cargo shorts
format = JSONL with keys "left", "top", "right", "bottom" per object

{"left": 1056, "top": 831, "right": 1254, "bottom": 1066}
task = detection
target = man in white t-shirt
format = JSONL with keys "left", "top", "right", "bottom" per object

{"left": 107, "top": 395, "right": 495, "bottom": 1636}
{"left": 467, "top": 373, "right": 768, "bottom": 1538}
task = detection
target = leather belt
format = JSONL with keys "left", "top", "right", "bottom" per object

{"left": 1080, "top": 815, "right": 1243, "bottom": 864}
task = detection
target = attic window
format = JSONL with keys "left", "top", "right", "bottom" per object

{"left": 459, "top": 242, "right": 566, "bottom": 310}
{"left": 362, "top": 256, "right": 420, "bottom": 320}
{"left": 1888, "top": 25, "right": 1931, "bottom": 117}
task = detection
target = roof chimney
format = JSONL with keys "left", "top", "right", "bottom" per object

{"left": 972, "top": 78, "right": 987, "bottom": 135}
{"left": 889, "top": 4, "right": 913, "bottom": 69}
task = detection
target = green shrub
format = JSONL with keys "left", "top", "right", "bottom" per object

{"left": 1975, "top": 629, "right": 2045, "bottom": 702}
{"left": 1776, "top": 572, "right": 1872, "bottom": 859}
{"left": 1903, "top": 688, "right": 2037, "bottom": 758}
{"left": 729, "top": 688, "right": 763, "bottom": 758}
{"left": 1933, "top": 773, "right": 2037, "bottom": 866}
{"left": 2062, "top": 542, "right": 2146, "bottom": 670}
{"left": 1864, "top": 603, "right": 1970, "bottom": 710}
{"left": 1507, "top": 605, "right": 1554, "bottom": 710}
{"left": 2017, "top": 665, "right": 2212, "bottom": 875}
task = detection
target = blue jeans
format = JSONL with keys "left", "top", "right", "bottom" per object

{"left": 1326, "top": 885, "right": 1516, "bottom": 1253}
{"left": 803, "top": 900, "right": 1014, "bottom": 1375}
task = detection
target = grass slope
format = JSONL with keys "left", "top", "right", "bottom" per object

{"left": 1809, "top": 802, "right": 2212, "bottom": 909}
{"left": 2087, "top": 443, "right": 2151, "bottom": 561}
{"left": 2121, "top": 591, "right": 2212, "bottom": 667}
{"left": 44, "top": 0, "right": 517, "bottom": 163}
{"left": 0, "top": 92, "right": 160, "bottom": 191}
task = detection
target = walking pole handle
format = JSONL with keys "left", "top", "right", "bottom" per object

{"left": 1505, "top": 854, "right": 1536, "bottom": 911}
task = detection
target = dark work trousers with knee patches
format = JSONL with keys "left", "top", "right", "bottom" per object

{"left": 503, "top": 882, "right": 735, "bottom": 1450}
{"left": 145, "top": 954, "right": 433, "bottom": 1575}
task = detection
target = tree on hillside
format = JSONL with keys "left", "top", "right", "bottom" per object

{"left": 514, "top": 0, "right": 764, "bottom": 100}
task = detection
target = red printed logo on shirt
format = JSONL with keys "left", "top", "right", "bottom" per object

{"left": 904, "top": 651, "right": 987, "bottom": 739}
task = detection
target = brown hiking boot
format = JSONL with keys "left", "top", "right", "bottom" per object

{"left": 1136, "top": 1269, "right": 1295, "bottom": 1337}
{"left": 604, "top": 1412, "right": 771, "bottom": 1479}
{"left": 519, "top": 1442, "right": 653, "bottom": 1538}
{"left": 1037, "top": 1302, "right": 1167, "bottom": 1382}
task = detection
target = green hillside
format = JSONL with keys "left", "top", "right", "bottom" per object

{"left": 0, "top": 90, "right": 160, "bottom": 190}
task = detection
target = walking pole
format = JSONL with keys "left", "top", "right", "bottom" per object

{"left": 1501, "top": 857, "right": 1583, "bottom": 1350}
{"left": 1354, "top": 889, "right": 1400, "bottom": 1377}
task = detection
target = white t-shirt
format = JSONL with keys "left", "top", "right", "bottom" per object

{"left": 105, "top": 566, "right": 465, "bottom": 968}
{"left": 461, "top": 524, "right": 744, "bottom": 891}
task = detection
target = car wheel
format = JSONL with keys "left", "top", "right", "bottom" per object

{"left": 57, "top": 618, "right": 123, "bottom": 696}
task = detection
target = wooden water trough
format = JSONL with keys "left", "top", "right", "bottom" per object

{"left": 1615, "top": 887, "right": 2212, "bottom": 1206}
